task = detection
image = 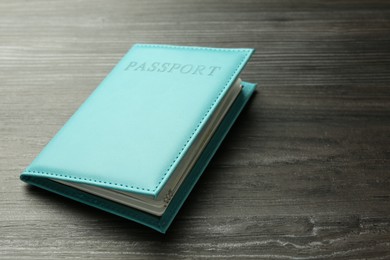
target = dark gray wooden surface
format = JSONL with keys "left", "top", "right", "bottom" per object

{"left": 1, "top": 0, "right": 389, "bottom": 259}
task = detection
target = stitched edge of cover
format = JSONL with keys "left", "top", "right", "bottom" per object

{"left": 23, "top": 44, "right": 253, "bottom": 194}
{"left": 20, "top": 175, "right": 163, "bottom": 232}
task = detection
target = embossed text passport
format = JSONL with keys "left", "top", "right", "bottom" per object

{"left": 20, "top": 44, "right": 256, "bottom": 233}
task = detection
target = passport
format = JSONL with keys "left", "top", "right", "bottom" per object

{"left": 20, "top": 44, "right": 256, "bottom": 233}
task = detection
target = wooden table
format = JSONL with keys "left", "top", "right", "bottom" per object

{"left": 1, "top": 0, "right": 389, "bottom": 258}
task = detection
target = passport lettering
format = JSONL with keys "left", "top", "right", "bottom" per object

{"left": 125, "top": 61, "right": 222, "bottom": 76}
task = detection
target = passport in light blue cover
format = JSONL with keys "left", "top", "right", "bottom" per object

{"left": 20, "top": 44, "right": 256, "bottom": 233}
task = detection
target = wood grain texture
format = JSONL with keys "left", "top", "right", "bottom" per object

{"left": 1, "top": 0, "right": 390, "bottom": 259}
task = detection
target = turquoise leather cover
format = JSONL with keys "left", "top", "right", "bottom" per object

{"left": 20, "top": 44, "right": 256, "bottom": 233}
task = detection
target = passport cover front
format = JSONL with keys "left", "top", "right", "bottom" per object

{"left": 20, "top": 44, "right": 256, "bottom": 233}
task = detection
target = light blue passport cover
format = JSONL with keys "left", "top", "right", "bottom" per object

{"left": 20, "top": 44, "right": 256, "bottom": 233}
